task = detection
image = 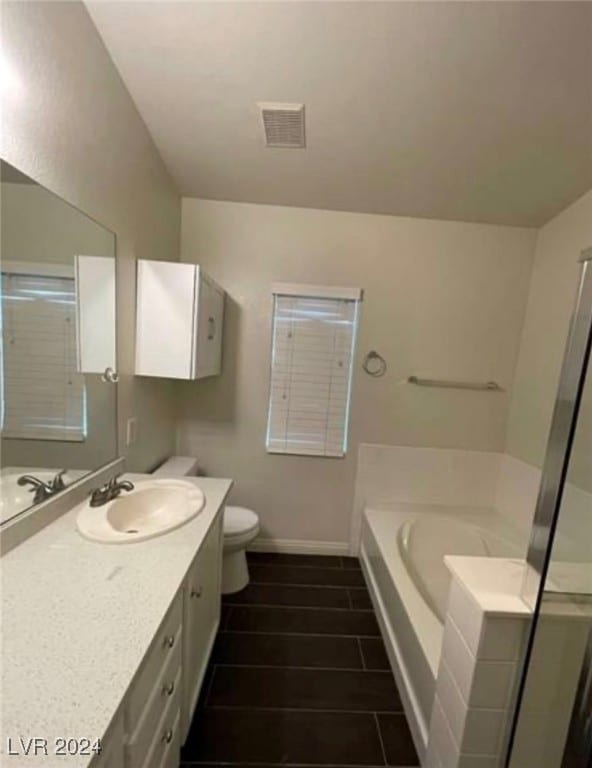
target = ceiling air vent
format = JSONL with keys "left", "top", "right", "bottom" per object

{"left": 259, "top": 102, "right": 305, "bottom": 148}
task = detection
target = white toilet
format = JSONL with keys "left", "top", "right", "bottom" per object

{"left": 221, "top": 506, "right": 259, "bottom": 593}
{"left": 152, "top": 456, "right": 259, "bottom": 594}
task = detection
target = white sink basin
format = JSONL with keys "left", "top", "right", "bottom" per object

{"left": 76, "top": 479, "right": 205, "bottom": 544}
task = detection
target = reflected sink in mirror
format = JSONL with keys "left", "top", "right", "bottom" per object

{"left": 76, "top": 479, "right": 205, "bottom": 544}
{"left": 0, "top": 468, "right": 87, "bottom": 524}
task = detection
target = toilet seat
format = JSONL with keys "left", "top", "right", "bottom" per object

{"left": 224, "top": 506, "right": 259, "bottom": 540}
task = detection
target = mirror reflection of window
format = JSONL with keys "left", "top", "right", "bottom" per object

{"left": 0, "top": 160, "right": 117, "bottom": 525}
{"left": 1, "top": 269, "right": 86, "bottom": 442}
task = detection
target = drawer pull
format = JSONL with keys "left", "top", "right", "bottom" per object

{"left": 191, "top": 587, "right": 203, "bottom": 599}
{"left": 163, "top": 680, "right": 175, "bottom": 697}
{"left": 162, "top": 729, "right": 173, "bottom": 745}
{"left": 163, "top": 634, "right": 175, "bottom": 649}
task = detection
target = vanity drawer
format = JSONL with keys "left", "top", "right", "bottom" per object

{"left": 126, "top": 594, "right": 182, "bottom": 735}
{"left": 127, "top": 663, "right": 181, "bottom": 768}
{"left": 155, "top": 711, "right": 181, "bottom": 768}
{"left": 127, "top": 631, "right": 181, "bottom": 766}
{"left": 140, "top": 688, "right": 181, "bottom": 768}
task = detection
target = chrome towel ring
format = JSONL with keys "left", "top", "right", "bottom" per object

{"left": 362, "top": 350, "right": 387, "bottom": 377}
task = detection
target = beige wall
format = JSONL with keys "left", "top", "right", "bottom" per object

{"left": 505, "top": 189, "right": 592, "bottom": 490}
{"left": 2, "top": 1, "right": 181, "bottom": 472}
{"left": 179, "top": 199, "right": 536, "bottom": 544}
{"left": 1, "top": 182, "right": 115, "bottom": 264}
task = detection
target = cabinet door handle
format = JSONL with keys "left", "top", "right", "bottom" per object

{"left": 207, "top": 316, "right": 215, "bottom": 340}
{"left": 162, "top": 728, "right": 173, "bottom": 744}
{"left": 191, "top": 587, "right": 203, "bottom": 599}
{"left": 163, "top": 634, "right": 175, "bottom": 649}
{"left": 163, "top": 680, "right": 175, "bottom": 697}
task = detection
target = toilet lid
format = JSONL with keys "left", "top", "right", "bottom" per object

{"left": 224, "top": 506, "right": 259, "bottom": 538}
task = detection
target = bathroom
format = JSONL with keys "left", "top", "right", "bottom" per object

{"left": 1, "top": 2, "right": 591, "bottom": 767}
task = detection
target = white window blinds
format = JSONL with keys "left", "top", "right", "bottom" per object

{"left": 266, "top": 284, "right": 361, "bottom": 457}
{"left": 1, "top": 272, "right": 86, "bottom": 442}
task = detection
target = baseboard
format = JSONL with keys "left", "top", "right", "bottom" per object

{"left": 248, "top": 537, "right": 350, "bottom": 556}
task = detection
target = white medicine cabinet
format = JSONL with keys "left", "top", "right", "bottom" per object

{"left": 135, "top": 259, "right": 224, "bottom": 379}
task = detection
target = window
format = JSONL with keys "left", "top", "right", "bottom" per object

{"left": 266, "top": 283, "right": 361, "bottom": 457}
{"left": 1, "top": 270, "right": 86, "bottom": 441}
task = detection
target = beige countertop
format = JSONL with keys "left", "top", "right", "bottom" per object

{"left": 0, "top": 474, "right": 232, "bottom": 767}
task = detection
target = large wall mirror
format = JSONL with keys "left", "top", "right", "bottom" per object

{"left": 0, "top": 160, "right": 118, "bottom": 526}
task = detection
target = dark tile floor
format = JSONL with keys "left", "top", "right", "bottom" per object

{"left": 181, "top": 552, "right": 419, "bottom": 767}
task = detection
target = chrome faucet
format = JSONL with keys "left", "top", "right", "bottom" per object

{"left": 90, "top": 475, "right": 134, "bottom": 507}
{"left": 17, "top": 470, "right": 68, "bottom": 504}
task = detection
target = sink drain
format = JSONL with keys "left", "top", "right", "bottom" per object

{"left": 126, "top": 529, "right": 139, "bottom": 534}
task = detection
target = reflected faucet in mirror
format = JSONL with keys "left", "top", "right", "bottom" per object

{"left": 17, "top": 470, "right": 68, "bottom": 504}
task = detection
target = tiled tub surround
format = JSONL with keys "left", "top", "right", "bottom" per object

{"left": 357, "top": 445, "right": 592, "bottom": 766}
{"left": 425, "top": 558, "right": 531, "bottom": 768}
{"left": 361, "top": 506, "right": 527, "bottom": 762}
{"left": 0, "top": 474, "right": 232, "bottom": 768}
{"left": 354, "top": 444, "right": 592, "bottom": 579}
{"left": 355, "top": 446, "right": 542, "bottom": 764}
{"left": 351, "top": 446, "right": 544, "bottom": 555}
{"left": 181, "top": 552, "right": 419, "bottom": 767}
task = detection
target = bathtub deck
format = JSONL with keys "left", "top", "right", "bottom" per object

{"left": 181, "top": 551, "right": 419, "bottom": 767}
{"left": 360, "top": 503, "right": 528, "bottom": 763}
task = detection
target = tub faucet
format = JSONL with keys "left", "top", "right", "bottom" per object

{"left": 90, "top": 475, "right": 134, "bottom": 507}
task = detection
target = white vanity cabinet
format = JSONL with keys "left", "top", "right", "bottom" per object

{"left": 101, "top": 509, "right": 224, "bottom": 768}
{"left": 135, "top": 259, "right": 224, "bottom": 379}
{"left": 182, "top": 511, "right": 224, "bottom": 742}
{"left": 124, "top": 595, "right": 183, "bottom": 768}
{"left": 91, "top": 712, "right": 125, "bottom": 768}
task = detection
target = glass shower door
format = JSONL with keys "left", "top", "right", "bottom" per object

{"left": 507, "top": 251, "right": 592, "bottom": 768}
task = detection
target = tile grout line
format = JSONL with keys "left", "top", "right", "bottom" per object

{"left": 225, "top": 603, "right": 372, "bottom": 612}
{"left": 357, "top": 636, "right": 366, "bottom": 670}
{"left": 200, "top": 704, "right": 405, "bottom": 716}
{"left": 249, "top": 560, "right": 348, "bottom": 567}
{"left": 373, "top": 712, "right": 389, "bottom": 767}
{"left": 246, "top": 582, "right": 366, "bottom": 590}
{"left": 181, "top": 763, "right": 403, "bottom": 767}
{"left": 224, "top": 603, "right": 373, "bottom": 613}
{"left": 216, "top": 629, "right": 375, "bottom": 638}
{"left": 203, "top": 664, "right": 218, "bottom": 708}
{"left": 247, "top": 560, "right": 361, "bottom": 567}
{"left": 227, "top": 583, "right": 364, "bottom": 590}
{"left": 221, "top": 630, "right": 381, "bottom": 639}
{"left": 207, "top": 663, "right": 393, "bottom": 674}
{"left": 248, "top": 565, "right": 362, "bottom": 572}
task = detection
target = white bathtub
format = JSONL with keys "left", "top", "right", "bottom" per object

{"left": 360, "top": 503, "right": 526, "bottom": 763}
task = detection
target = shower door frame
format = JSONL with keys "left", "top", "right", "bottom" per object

{"left": 505, "top": 247, "right": 592, "bottom": 767}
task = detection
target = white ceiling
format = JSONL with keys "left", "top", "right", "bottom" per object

{"left": 87, "top": 1, "right": 592, "bottom": 227}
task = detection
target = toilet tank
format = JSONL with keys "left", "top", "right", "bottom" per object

{"left": 152, "top": 456, "right": 199, "bottom": 477}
